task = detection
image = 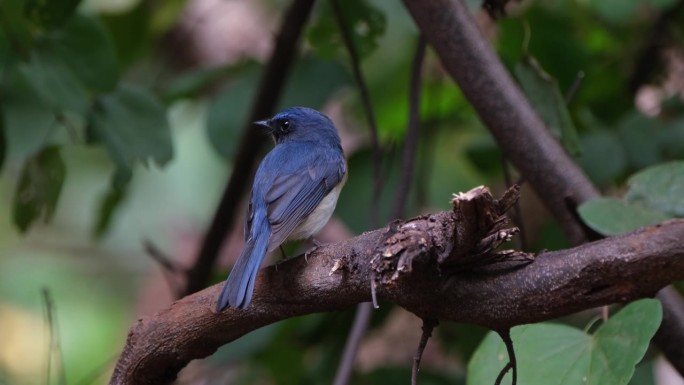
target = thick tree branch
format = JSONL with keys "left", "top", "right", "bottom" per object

{"left": 110, "top": 186, "right": 684, "bottom": 384}
{"left": 183, "top": 0, "right": 316, "bottom": 296}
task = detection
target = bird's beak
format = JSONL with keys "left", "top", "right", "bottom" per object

{"left": 253, "top": 120, "right": 270, "bottom": 129}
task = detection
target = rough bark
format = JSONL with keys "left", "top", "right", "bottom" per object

{"left": 110, "top": 187, "right": 684, "bottom": 384}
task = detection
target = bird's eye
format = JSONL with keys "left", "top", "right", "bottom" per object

{"left": 279, "top": 119, "right": 290, "bottom": 132}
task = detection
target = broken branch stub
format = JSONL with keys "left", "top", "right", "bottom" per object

{"left": 371, "top": 185, "right": 532, "bottom": 291}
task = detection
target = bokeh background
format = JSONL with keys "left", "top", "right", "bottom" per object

{"left": 1, "top": 0, "right": 684, "bottom": 383}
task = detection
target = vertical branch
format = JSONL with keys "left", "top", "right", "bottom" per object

{"left": 183, "top": 0, "right": 317, "bottom": 296}
{"left": 330, "top": 0, "right": 383, "bottom": 227}
{"left": 391, "top": 36, "right": 427, "bottom": 220}
{"left": 42, "top": 288, "right": 67, "bottom": 385}
{"left": 654, "top": 287, "right": 684, "bottom": 377}
{"left": 329, "top": 2, "right": 385, "bottom": 384}
{"left": 332, "top": 302, "right": 373, "bottom": 385}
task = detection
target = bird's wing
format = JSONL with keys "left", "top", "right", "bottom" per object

{"left": 263, "top": 151, "right": 345, "bottom": 251}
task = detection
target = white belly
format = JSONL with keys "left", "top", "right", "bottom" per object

{"left": 288, "top": 182, "right": 344, "bottom": 240}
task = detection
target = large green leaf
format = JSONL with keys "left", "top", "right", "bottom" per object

{"left": 89, "top": 85, "right": 173, "bottom": 169}
{"left": 16, "top": 14, "right": 118, "bottom": 112}
{"left": 578, "top": 197, "right": 671, "bottom": 236}
{"left": 13, "top": 146, "right": 66, "bottom": 233}
{"left": 1, "top": 73, "right": 58, "bottom": 164}
{"left": 467, "top": 299, "right": 662, "bottom": 385}
{"left": 48, "top": 15, "right": 119, "bottom": 92}
{"left": 626, "top": 161, "right": 684, "bottom": 216}
{"left": 515, "top": 55, "right": 580, "bottom": 155}
{"left": 18, "top": 45, "right": 89, "bottom": 113}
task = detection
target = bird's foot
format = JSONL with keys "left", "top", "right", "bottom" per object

{"left": 304, "top": 239, "right": 326, "bottom": 263}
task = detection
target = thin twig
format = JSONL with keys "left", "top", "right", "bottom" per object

{"left": 495, "top": 329, "right": 517, "bottom": 385}
{"left": 494, "top": 362, "right": 513, "bottom": 385}
{"left": 391, "top": 36, "right": 427, "bottom": 220}
{"left": 411, "top": 318, "right": 438, "bottom": 385}
{"left": 564, "top": 70, "right": 585, "bottom": 105}
{"left": 332, "top": 302, "right": 373, "bottom": 385}
{"left": 329, "top": 4, "right": 387, "bottom": 385}
{"left": 42, "top": 288, "right": 67, "bottom": 385}
{"left": 330, "top": 0, "right": 383, "bottom": 228}
{"left": 183, "top": 0, "right": 316, "bottom": 297}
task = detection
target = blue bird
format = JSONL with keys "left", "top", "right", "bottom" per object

{"left": 216, "top": 107, "right": 347, "bottom": 311}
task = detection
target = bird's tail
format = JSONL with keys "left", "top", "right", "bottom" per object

{"left": 216, "top": 218, "right": 270, "bottom": 311}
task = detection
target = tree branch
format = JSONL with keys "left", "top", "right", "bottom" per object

{"left": 330, "top": 0, "right": 383, "bottom": 227}
{"left": 110, "top": 186, "right": 684, "bottom": 384}
{"left": 401, "top": 0, "right": 684, "bottom": 372}
{"left": 183, "top": 0, "right": 316, "bottom": 296}
{"left": 402, "top": 0, "right": 599, "bottom": 244}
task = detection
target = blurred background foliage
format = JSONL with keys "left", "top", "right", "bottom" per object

{"left": 1, "top": 0, "right": 683, "bottom": 383}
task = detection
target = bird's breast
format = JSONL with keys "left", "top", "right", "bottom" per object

{"left": 288, "top": 178, "right": 345, "bottom": 241}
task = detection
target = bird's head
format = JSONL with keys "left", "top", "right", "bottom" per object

{"left": 254, "top": 107, "right": 342, "bottom": 148}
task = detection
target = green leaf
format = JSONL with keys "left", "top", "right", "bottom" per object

{"left": 576, "top": 130, "right": 627, "bottom": 187}
{"left": 1, "top": 73, "right": 58, "bottom": 164}
{"left": 25, "top": 0, "right": 81, "bottom": 29}
{"left": 89, "top": 85, "right": 173, "bottom": 169}
{"left": 578, "top": 197, "right": 671, "bottom": 236}
{"left": 514, "top": 55, "right": 580, "bottom": 155}
{"left": 18, "top": 45, "right": 90, "bottom": 113}
{"left": 618, "top": 112, "right": 663, "bottom": 170}
{"left": 49, "top": 15, "right": 119, "bottom": 92}
{"left": 13, "top": 146, "right": 66, "bottom": 233}
{"left": 626, "top": 161, "right": 684, "bottom": 216}
{"left": 307, "top": 0, "right": 387, "bottom": 60}
{"left": 92, "top": 167, "right": 130, "bottom": 238}
{"left": 101, "top": 1, "right": 151, "bottom": 68}
{"left": 658, "top": 117, "right": 684, "bottom": 159}
{"left": 468, "top": 299, "right": 662, "bottom": 385}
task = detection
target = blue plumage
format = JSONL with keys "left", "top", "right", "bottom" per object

{"left": 216, "top": 107, "right": 346, "bottom": 310}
